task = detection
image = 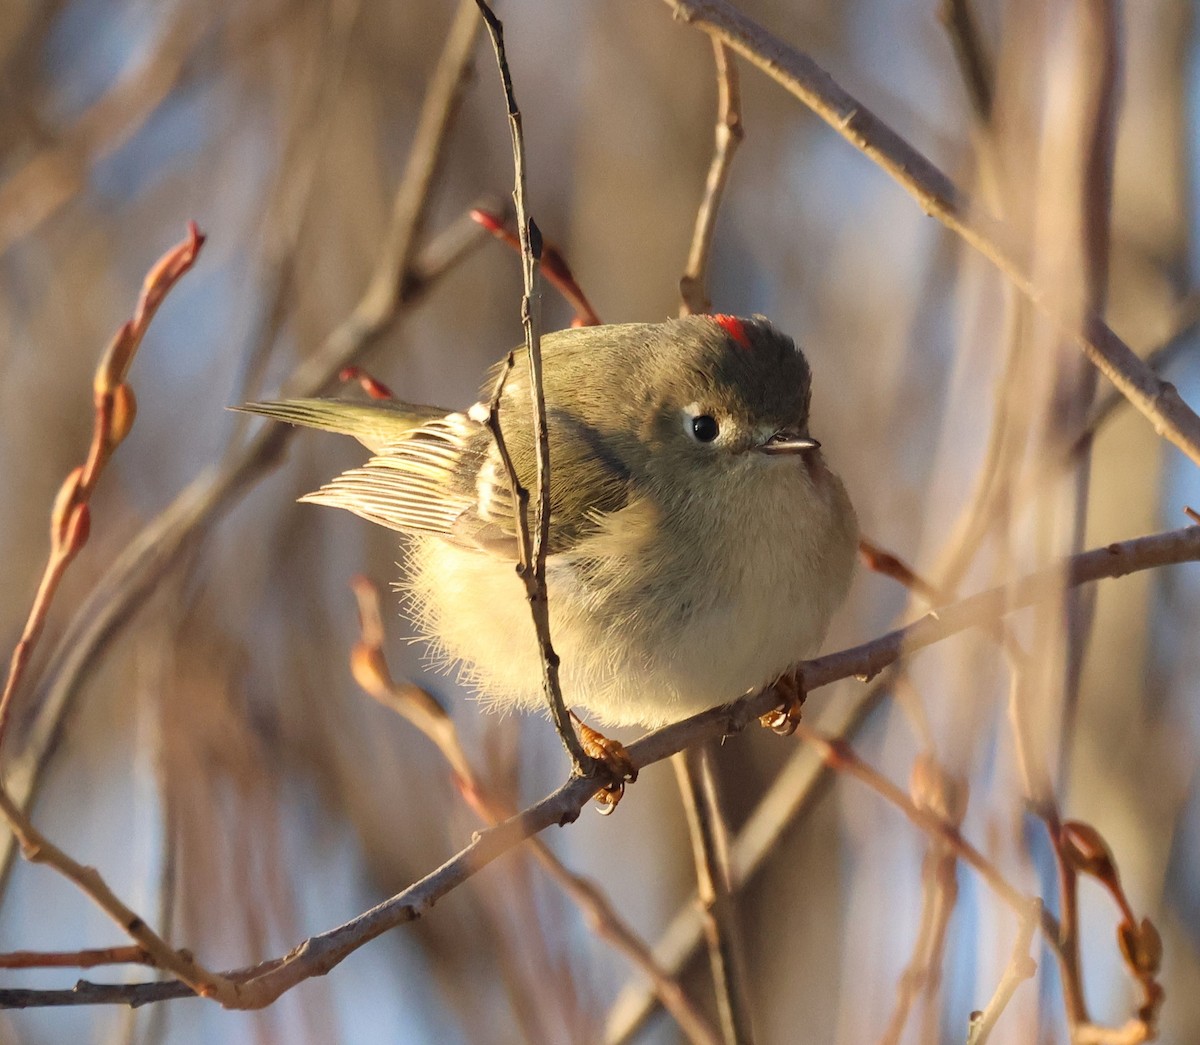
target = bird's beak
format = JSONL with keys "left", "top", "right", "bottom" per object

{"left": 758, "top": 429, "right": 821, "bottom": 455}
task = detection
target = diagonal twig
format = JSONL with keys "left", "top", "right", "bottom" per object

{"left": 471, "top": 207, "right": 602, "bottom": 326}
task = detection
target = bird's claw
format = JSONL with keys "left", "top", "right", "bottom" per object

{"left": 592, "top": 778, "right": 626, "bottom": 816}
{"left": 760, "top": 673, "right": 806, "bottom": 736}
{"left": 576, "top": 719, "right": 637, "bottom": 814}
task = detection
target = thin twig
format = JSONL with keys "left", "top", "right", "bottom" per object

{"left": 679, "top": 39, "right": 743, "bottom": 316}
{"left": 858, "top": 537, "right": 945, "bottom": 605}
{"left": 674, "top": 748, "right": 755, "bottom": 1045}
{"left": 473, "top": 0, "right": 589, "bottom": 773}
{"left": 1056, "top": 820, "right": 1164, "bottom": 1036}
{"left": 5, "top": 525, "right": 1199, "bottom": 1011}
{"left": 1084, "top": 290, "right": 1200, "bottom": 439}
{"left": 660, "top": 0, "right": 1200, "bottom": 466}
{"left": 797, "top": 526, "right": 1200, "bottom": 693}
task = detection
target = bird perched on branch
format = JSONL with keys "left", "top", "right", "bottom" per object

{"left": 243, "top": 314, "right": 856, "bottom": 741}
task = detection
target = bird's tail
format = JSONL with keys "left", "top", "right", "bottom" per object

{"left": 235, "top": 398, "right": 445, "bottom": 452}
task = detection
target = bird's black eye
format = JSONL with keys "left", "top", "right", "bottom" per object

{"left": 691, "top": 415, "right": 719, "bottom": 442}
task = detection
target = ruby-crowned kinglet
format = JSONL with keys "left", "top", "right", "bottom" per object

{"left": 244, "top": 314, "right": 857, "bottom": 728}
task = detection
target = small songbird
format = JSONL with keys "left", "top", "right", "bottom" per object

{"left": 243, "top": 314, "right": 857, "bottom": 730}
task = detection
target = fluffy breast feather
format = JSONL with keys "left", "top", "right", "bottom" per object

{"left": 405, "top": 458, "right": 856, "bottom": 728}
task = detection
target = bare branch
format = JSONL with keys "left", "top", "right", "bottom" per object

{"left": 471, "top": 207, "right": 602, "bottom": 326}
{"left": 798, "top": 526, "right": 1200, "bottom": 693}
{"left": 0, "top": 786, "right": 237, "bottom": 1003}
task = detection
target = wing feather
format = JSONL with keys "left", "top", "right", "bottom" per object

{"left": 298, "top": 396, "right": 636, "bottom": 557}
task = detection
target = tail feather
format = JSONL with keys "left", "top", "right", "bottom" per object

{"left": 235, "top": 398, "right": 445, "bottom": 453}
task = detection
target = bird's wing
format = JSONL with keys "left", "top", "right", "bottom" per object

{"left": 301, "top": 404, "right": 634, "bottom": 558}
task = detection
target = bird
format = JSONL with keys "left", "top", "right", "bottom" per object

{"left": 242, "top": 314, "right": 857, "bottom": 742}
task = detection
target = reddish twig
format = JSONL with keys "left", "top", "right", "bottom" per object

{"left": 338, "top": 366, "right": 395, "bottom": 400}
{"left": 1058, "top": 821, "right": 1164, "bottom": 1037}
{"left": 0, "top": 222, "right": 205, "bottom": 753}
{"left": 858, "top": 537, "right": 945, "bottom": 605}
{"left": 471, "top": 207, "right": 601, "bottom": 326}
{"left": 0, "top": 945, "right": 153, "bottom": 970}
{"left": 0, "top": 223, "right": 244, "bottom": 1005}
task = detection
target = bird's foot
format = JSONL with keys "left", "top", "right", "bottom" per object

{"left": 760, "top": 673, "right": 806, "bottom": 736}
{"left": 574, "top": 716, "right": 638, "bottom": 815}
